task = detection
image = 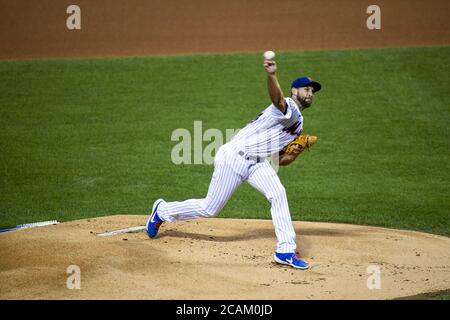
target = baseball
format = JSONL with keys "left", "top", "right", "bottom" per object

{"left": 263, "top": 50, "right": 276, "bottom": 60}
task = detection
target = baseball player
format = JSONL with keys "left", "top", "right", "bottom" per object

{"left": 146, "top": 57, "right": 321, "bottom": 269}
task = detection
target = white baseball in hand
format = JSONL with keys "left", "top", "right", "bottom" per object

{"left": 263, "top": 50, "right": 276, "bottom": 60}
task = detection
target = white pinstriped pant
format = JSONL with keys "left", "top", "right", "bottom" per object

{"left": 157, "top": 142, "right": 297, "bottom": 253}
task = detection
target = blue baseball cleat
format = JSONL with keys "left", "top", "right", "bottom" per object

{"left": 146, "top": 198, "right": 165, "bottom": 238}
{"left": 274, "top": 252, "right": 309, "bottom": 270}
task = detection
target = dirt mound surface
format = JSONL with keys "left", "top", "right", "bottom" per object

{"left": 0, "top": 215, "right": 449, "bottom": 299}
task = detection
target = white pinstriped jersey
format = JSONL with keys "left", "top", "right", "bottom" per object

{"left": 158, "top": 98, "right": 302, "bottom": 253}
{"left": 230, "top": 97, "right": 303, "bottom": 157}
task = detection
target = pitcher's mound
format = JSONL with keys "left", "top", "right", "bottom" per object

{"left": 0, "top": 215, "right": 449, "bottom": 299}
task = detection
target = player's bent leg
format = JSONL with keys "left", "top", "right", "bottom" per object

{"left": 151, "top": 145, "right": 244, "bottom": 232}
{"left": 146, "top": 196, "right": 222, "bottom": 238}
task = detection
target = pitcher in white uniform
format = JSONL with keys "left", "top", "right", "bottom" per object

{"left": 146, "top": 57, "right": 321, "bottom": 269}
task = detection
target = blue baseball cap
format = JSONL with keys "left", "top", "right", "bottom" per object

{"left": 291, "top": 76, "right": 322, "bottom": 92}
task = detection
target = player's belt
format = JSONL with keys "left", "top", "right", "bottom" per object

{"left": 238, "top": 150, "right": 263, "bottom": 163}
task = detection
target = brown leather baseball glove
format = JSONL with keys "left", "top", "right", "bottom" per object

{"left": 283, "top": 134, "right": 318, "bottom": 155}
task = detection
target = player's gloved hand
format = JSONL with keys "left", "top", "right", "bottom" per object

{"left": 283, "top": 134, "right": 318, "bottom": 155}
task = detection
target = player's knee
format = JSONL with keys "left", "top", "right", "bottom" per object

{"left": 202, "top": 202, "right": 222, "bottom": 217}
{"left": 204, "top": 208, "right": 219, "bottom": 217}
{"left": 268, "top": 186, "right": 287, "bottom": 203}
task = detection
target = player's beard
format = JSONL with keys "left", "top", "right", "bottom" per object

{"left": 299, "top": 96, "right": 312, "bottom": 108}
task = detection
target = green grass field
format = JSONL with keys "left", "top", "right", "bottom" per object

{"left": 1, "top": 46, "right": 449, "bottom": 236}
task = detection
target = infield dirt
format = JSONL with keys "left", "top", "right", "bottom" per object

{"left": 1, "top": 0, "right": 449, "bottom": 59}
{"left": 1, "top": 215, "right": 449, "bottom": 299}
